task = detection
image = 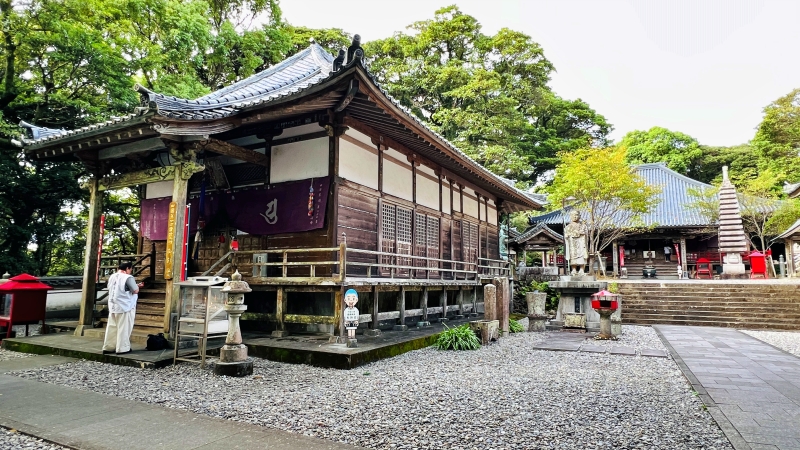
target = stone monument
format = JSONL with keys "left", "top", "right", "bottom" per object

{"left": 564, "top": 210, "right": 588, "bottom": 276}
{"left": 526, "top": 291, "right": 547, "bottom": 332}
{"left": 214, "top": 270, "right": 254, "bottom": 377}
{"left": 718, "top": 166, "right": 748, "bottom": 277}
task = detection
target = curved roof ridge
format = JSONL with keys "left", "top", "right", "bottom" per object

{"left": 196, "top": 43, "right": 333, "bottom": 103}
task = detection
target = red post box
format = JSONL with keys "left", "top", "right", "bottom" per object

{"left": 0, "top": 274, "right": 52, "bottom": 341}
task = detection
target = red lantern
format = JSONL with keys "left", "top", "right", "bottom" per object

{"left": 230, "top": 236, "right": 239, "bottom": 252}
{"left": 590, "top": 290, "right": 619, "bottom": 311}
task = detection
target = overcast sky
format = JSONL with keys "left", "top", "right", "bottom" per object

{"left": 279, "top": 0, "right": 799, "bottom": 147}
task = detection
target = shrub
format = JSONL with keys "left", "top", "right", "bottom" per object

{"left": 509, "top": 319, "right": 524, "bottom": 333}
{"left": 434, "top": 324, "right": 481, "bottom": 350}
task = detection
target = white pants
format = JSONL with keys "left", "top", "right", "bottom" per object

{"left": 102, "top": 307, "right": 136, "bottom": 353}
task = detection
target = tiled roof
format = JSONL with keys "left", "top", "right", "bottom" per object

{"left": 785, "top": 182, "right": 800, "bottom": 199}
{"left": 776, "top": 219, "right": 800, "bottom": 240}
{"left": 14, "top": 115, "right": 147, "bottom": 147}
{"left": 135, "top": 44, "right": 335, "bottom": 120}
{"left": 14, "top": 41, "right": 540, "bottom": 209}
{"left": 511, "top": 222, "right": 564, "bottom": 244}
{"left": 530, "top": 164, "right": 717, "bottom": 228}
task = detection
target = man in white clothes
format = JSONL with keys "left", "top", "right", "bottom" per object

{"left": 102, "top": 262, "right": 143, "bottom": 355}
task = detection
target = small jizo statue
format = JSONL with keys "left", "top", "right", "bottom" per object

{"left": 343, "top": 289, "right": 359, "bottom": 339}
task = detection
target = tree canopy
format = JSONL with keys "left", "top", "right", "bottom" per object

{"left": 621, "top": 126, "right": 703, "bottom": 178}
{"left": 365, "top": 6, "right": 611, "bottom": 186}
{"left": 548, "top": 147, "right": 660, "bottom": 263}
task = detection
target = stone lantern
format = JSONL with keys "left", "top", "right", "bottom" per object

{"left": 590, "top": 290, "right": 619, "bottom": 340}
{"left": 213, "top": 270, "right": 254, "bottom": 376}
{"left": 525, "top": 290, "right": 548, "bottom": 332}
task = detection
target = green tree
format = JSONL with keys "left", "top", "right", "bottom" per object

{"left": 284, "top": 25, "right": 350, "bottom": 57}
{"left": 364, "top": 5, "right": 610, "bottom": 186}
{"left": 621, "top": 126, "right": 704, "bottom": 178}
{"left": 752, "top": 88, "right": 800, "bottom": 184}
{"left": 548, "top": 147, "right": 660, "bottom": 266}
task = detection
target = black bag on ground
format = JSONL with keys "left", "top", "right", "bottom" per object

{"left": 146, "top": 333, "right": 169, "bottom": 350}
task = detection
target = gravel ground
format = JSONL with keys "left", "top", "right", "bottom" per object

{"left": 741, "top": 330, "right": 800, "bottom": 357}
{"left": 582, "top": 325, "right": 668, "bottom": 351}
{"left": 0, "top": 348, "right": 32, "bottom": 361}
{"left": 0, "top": 427, "right": 66, "bottom": 450}
{"left": 12, "top": 331, "right": 730, "bottom": 450}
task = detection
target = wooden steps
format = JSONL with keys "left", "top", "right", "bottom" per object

{"left": 99, "top": 283, "right": 167, "bottom": 335}
{"left": 619, "top": 281, "right": 800, "bottom": 330}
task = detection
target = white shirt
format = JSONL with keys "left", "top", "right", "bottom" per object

{"left": 107, "top": 272, "right": 137, "bottom": 314}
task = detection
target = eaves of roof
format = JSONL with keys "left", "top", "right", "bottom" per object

{"left": 511, "top": 222, "right": 564, "bottom": 244}
{"left": 776, "top": 219, "right": 800, "bottom": 240}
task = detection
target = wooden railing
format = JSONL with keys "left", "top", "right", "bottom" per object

{"left": 199, "top": 241, "right": 511, "bottom": 283}
{"left": 98, "top": 243, "right": 156, "bottom": 282}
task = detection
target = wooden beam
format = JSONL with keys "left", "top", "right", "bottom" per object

{"left": 200, "top": 138, "right": 270, "bottom": 167}
{"left": 98, "top": 137, "right": 166, "bottom": 160}
{"left": 97, "top": 161, "right": 204, "bottom": 191}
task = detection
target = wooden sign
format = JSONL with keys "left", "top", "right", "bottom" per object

{"left": 164, "top": 201, "right": 178, "bottom": 280}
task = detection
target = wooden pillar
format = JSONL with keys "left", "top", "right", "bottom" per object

{"left": 372, "top": 286, "right": 379, "bottom": 329}
{"left": 456, "top": 288, "right": 464, "bottom": 318}
{"left": 439, "top": 288, "right": 448, "bottom": 322}
{"left": 272, "top": 287, "right": 288, "bottom": 337}
{"left": 680, "top": 237, "right": 688, "bottom": 275}
{"left": 419, "top": 287, "right": 430, "bottom": 327}
{"left": 334, "top": 287, "right": 344, "bottom": 341}
{"left": 612, "top": 241, "right": 619, "bottom": 276}
{"left": 786, "top": 239, "right": 796, "bottom": 277}
{"left": 164, "top": 161, "right": 191, "bottom": 335}
{"left": 75, "top": 177, "right": 103, "bottom": 336}
{"left": 472, "top": 285, "right": 478, "bottom": 317}
{"left": 394, "top": 286, "right": 407, "bottom": 331}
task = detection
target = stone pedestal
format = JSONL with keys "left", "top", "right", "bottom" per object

{"left": 271, "top": 330, "right": 289, "bottom": 338}
{"left": 363, "top": 329, "right": 381, "bottom": 337}
{"left": 416, "top": 321, "right": 431, "bottom": 328}
{"left": 214, "top": 271, "right": 254, "bottom": 377}
{"left": 346, "top": 338, "right": 358, "bottom": 348}
{"left": 526, "top": 292, "right": 547, "bottom": 332}
{"left": 596, "top": 309, "right": 615, "bottom": 340}
{"left": 393, "top": 324, "right": 408, "bottom": 331}
{"left": 468, "top": 320, "right": 499, "bottom": 345}
{"left": 563, "top": 312, "right": 586, "bottom": 329}
{"left": 722, "top": 252, "right": 747, "bottom": 278}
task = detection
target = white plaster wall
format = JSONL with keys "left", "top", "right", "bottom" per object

{"left": 463, "top": 189, "right": 479, "bottom": 218}
{"left": 382, "top": 148, "right": 412, "bottom": 201}
{"left": 346, "top": 129, "right": 376, "bottom": 147}
{"left": 339, "top": 135, "right": 379, "bottom": 190}
{"left": 452, "top": 184, "right": 461, "bottom": 212}
{"left": 441, "top": 183, "right": 451, "bottom": 214}
{"left": 416, "top": 165, "right": 439, "bottom": 210}
{"left": 146, "top": 180, "right": 174, "bottom": 199}
{"left": 277, "top": 123, "right": 325, "bottom": 139}
{"left": 270, "top": 137, "right": 329, "bottom": 183}
{"left": 487, "top": 205, "right": 498, "bottom": 225}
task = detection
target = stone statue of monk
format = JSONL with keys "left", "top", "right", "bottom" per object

{"left": 565, "top": 210, "right": 588, "bottom": 275}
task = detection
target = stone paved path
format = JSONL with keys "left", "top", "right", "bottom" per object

{"left": 654, "top": 325, "right": 800, "bottom": 450}
{"left": 531, "top": 331, "right": 668, "bottom": 357}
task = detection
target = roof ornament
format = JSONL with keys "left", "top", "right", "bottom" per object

{"left": 331, "top": 49, "right": 346, "bottom": 73}
{"left": 345, "top": 34, "right": 364, "bottom": 66}
{"left": 133, "top": 84, "right": 158, "bottom": 114}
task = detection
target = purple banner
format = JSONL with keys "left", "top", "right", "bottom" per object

{"left": 140, "top": 177, "right": 329, "bottom": 240}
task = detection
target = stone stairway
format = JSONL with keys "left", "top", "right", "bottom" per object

{"left": 622, "top": 257, "right": 681, "bottom": 279}
{"left": 619, "top": 281, "right": 800, "bottom": 330}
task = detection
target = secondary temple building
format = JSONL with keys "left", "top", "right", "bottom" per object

{"left": 14, "top": 38, "right": 541, "bottom": 339}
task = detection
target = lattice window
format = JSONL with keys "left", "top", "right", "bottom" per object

{"left": 396, "top": 207, "right": 412, "bottom": 277}
{"left": 427, "top": 216, "right": 440, "bottom": 277}
{"left": 379, "top": 203, "right": 396, "bottom": 275}
{"left": 463, "top": 221, "right": 478, "bottom": 277}
{"left": 414, "top": 212, "right": 427, "bottom": 276}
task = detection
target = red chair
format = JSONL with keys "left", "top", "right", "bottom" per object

{"left": 749, "top": 251, "right": 768, "bottom": 279}
{"left": 695, "top": 258, "right": 713, "bottom": 279}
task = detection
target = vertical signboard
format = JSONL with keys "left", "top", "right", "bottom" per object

{"left": 164, "top": 202, "right": 177, "bottom": 280}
